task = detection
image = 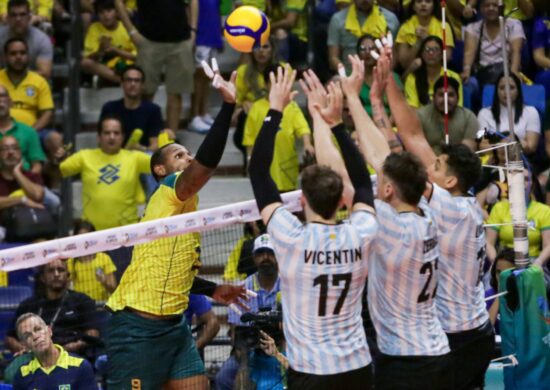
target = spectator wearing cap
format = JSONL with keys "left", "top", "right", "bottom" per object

{"left": 416, "top": 76, "right": 478, "bottom": 155}
{"left": 217, "top": 233, "right": 281, "bottom": 390}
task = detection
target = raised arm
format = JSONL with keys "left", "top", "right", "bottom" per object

{"left": 175, "top": 68, "right": 237, "bottom": 201}
{"left": 339, "top": 55, "right": 390, "bottom": 174}
{"left": 249, "top": 66, "right": 297, "bottom": 224}
{"left": 383, "top": 51, "right": 436, "bottom": 169}
{"left": 299, "top": 70, "right": 354, "bottom": 208}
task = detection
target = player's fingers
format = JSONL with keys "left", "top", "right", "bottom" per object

{"left": 228, "top": 303, "right": 242, "bottom": 316}
{"left": 337, "top": 63, "right": 346, "bottom": 78}
{"left": 235, "top": 299, "right": 251, "bottom": 312}
{"left": 229, "top": 70, "right": 237, "bottom": 85}
{"left": 299, "top": 77, "right": 311, "bottom": 95}
{"left": 269, "top": 70, "right": 276, "bottom": 88}
{"left": 201, "top": 60, "right": 214, "bottom": 79}
{"left": 211, "top": 57, "right": 219, "bottom": 74}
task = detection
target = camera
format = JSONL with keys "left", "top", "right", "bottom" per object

{"left": 235, "top": 307, "right": 283, "bottom": 353}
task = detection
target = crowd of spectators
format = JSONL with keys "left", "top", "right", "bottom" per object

{"left": 0, "top": 0, "right": 549, "bottom": 386}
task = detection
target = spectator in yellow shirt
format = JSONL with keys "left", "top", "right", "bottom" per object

{"left": 404, "top": 36, "right": 462, "bottom": 108}
{"left": 67, "top": 220, "right": 117, "bottom": 302}
{"left": 0, "top": 37, "right": 62, "bottom": 168}
{"left": 243, "top": 64, "right": 313, "bottom": 192}
{"left": 486, "top": 167, "right": 550, "bottom": 267}
{"left": 58, "top": 115, "right": 151, "bottom": 230}
{"left": 396, "top": 0, "right": 454, "bottom": 70}
{"left": 234, "top": 37, "right": 281, "bottom": 171}
{"left": 81, "top": 0, "right": 136, "bottom": 84}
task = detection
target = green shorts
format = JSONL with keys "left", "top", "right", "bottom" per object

{"left": 106, "top": 310, "right": 205, "bottom": 389}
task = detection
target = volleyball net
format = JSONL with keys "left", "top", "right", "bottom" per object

{"left": 0, "top": 191, "right": 303, "bottom": 385}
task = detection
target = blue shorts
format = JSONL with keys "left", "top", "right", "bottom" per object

{"left": 106, "top": 310, "right": 205, "bottom": 389}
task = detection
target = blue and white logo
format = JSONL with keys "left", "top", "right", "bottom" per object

{"left": 98, "top": 164, "right": 121, "bottom": 184}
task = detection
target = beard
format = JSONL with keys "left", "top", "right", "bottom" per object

{"left": 258, "top": 261, "right": 277, "bottom": 278}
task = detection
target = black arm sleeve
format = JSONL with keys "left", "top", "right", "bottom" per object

{"left": 249, "top": 109, "right": 283, "bottom": 211}
{"left": 331, "top": 123, "right": 375, "bottom": 208}
{"left": 191, "top": 277, "right": 217, "bottom": 297}
{"left": 194, "top": 102, "right": 236, "bottom": 169}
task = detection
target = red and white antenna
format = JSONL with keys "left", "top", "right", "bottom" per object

{"left": 441, "top": 0, "right": 449, "bottom": 144}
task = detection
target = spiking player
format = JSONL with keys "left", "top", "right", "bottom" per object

{"left": 106, "top": 64, "right": 248, "bottom": 390}
{"left": 249, "top": 66, "right": 378, "bottom": 389}
{"left": 302, "top": 55, "right": 451, "bottom": 389}
{"left": 376, "top": 43, "right": 494, "bottom": 389}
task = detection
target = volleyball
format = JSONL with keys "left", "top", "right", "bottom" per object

{"left": 224, "top": 6, "right": 270, "bottom": 53}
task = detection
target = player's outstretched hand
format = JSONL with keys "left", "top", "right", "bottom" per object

{"left": 201, "top": 58, "right": 237, "bottom": 104}
{"left": 300, "top": 70, "right": 343, "bottom": 127}
{"left": 212, "top": 284, "right": 250, "bottom": 311}
{"left": 339, "top": 55, "right": 364, "bottom": 98}
{"left": 268, "top": 65, "right": 297, "bottom": 112}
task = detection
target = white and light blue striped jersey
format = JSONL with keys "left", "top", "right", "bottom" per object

{"left": 368, "top": 200, "right": 450, "bottom": 356}
{"left": 267, "top": 206, "right": 378, "bottom": 375}
{"left": 428, "top": 184, "right": 489, "bottom": 332}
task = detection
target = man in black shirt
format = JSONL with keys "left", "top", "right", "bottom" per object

{"left": 114, "top": 0, "right": 197, "bottom": 133}
{"left": 100, "top": 65, "right": 163, "bottom": 151}
{"left": 5, "top": 259, "right": 99, "bottom": 356}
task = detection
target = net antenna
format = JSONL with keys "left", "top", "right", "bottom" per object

{"left": 441, "top": 0, "right": 449, "bottom": 144}
{"left": 498, "top": 0, "right": 528, "bottom": 268}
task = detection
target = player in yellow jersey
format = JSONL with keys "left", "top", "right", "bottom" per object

{"left": 106, "top": 66, "right": 249, "bottom": 390}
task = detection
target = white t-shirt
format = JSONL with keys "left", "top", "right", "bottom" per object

{"left": 464, "top": 19, "right": 525, "bottom": 67}
{"left": 477, "top": 105, "right": 540, "bottom": 141}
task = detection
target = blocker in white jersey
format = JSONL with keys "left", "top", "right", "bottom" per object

{"left": 428, "top": 183, "right": 489, "bottom": 332}
{"left": 268, "top": 206, "right": 377, "bottom": 375}
{"left": 369, "top": 199, "right": 449, "bottom": 358}
{"left": 248, "top": 65, "right": 378, "bottom": 389}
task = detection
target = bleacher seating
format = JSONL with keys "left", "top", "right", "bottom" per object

{"left": 0, "top": 287, "right": 32, "bottom": 311}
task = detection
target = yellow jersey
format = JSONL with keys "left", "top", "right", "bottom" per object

{"left": 236, "top": 62, "right": 288, "bottom": 106}
{"left": 59, "top": 148, "right": 150, "bottom": 230}
{"left": 243, "top": 98, "right": 311, "bottom": 191}
{"left": 107, "top": 172, "right": 201, "bottom": 315}
{"left": 0, "top": 271, "right": 7, "bottom": 287}
{"left": 286, "top": 0, "right": 308, "bottom": 42}
{"left": 404, "top": 68, "right": 463, "bottom": 108}
{"left": 67, "top": 253, "right": 117, "bottom": 301}
{"left": 396, "top": 15, "right": 455, "bottom": 48}
{"left": 84, "top": 21, "right": 136, "bottom": 68}
{"left": 0, "top": 70, "right": 54, "bottom": 126}
{"left": 487, "top": 200, "right": 550, "bottom": 258}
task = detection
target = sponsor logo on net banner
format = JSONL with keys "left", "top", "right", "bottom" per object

{"left": 223, "top": 211, "right": 234, "bottom": 220}
{"left": 1, "top": 256, "right": 15, "bottom": 267}
{"left": 145, "top": 227, "right": 158, "bottom": 237}
{"left": 185, "top": 218, "right": 197, "bottom": 228}
{"left": 106, "top": 235, "right": 118, "bottom": 244}
{"left": 23, "top": 251, "right": 36, "bottom": 261}
{"left": 203, "top": 216, "right": 215, "bottom": 226}
{"left": 239, "top": 208, "right": 252, "bottom": 217}
{"left": 63, "top": 243, "right": 77, "bottom": 252}
{"left": 84, "top": 240, "right": 98, "bottom": 250}
{"left": 164, "top": 223, "right": 178, "bottom": 234}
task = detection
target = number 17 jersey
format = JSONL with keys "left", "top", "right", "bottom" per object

{"left": 267, "top": 206, "right": 378, "bottom": 375}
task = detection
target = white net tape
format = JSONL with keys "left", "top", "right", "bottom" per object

{"left": 0, "top": 191, "right": 304, "bottom": 272}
